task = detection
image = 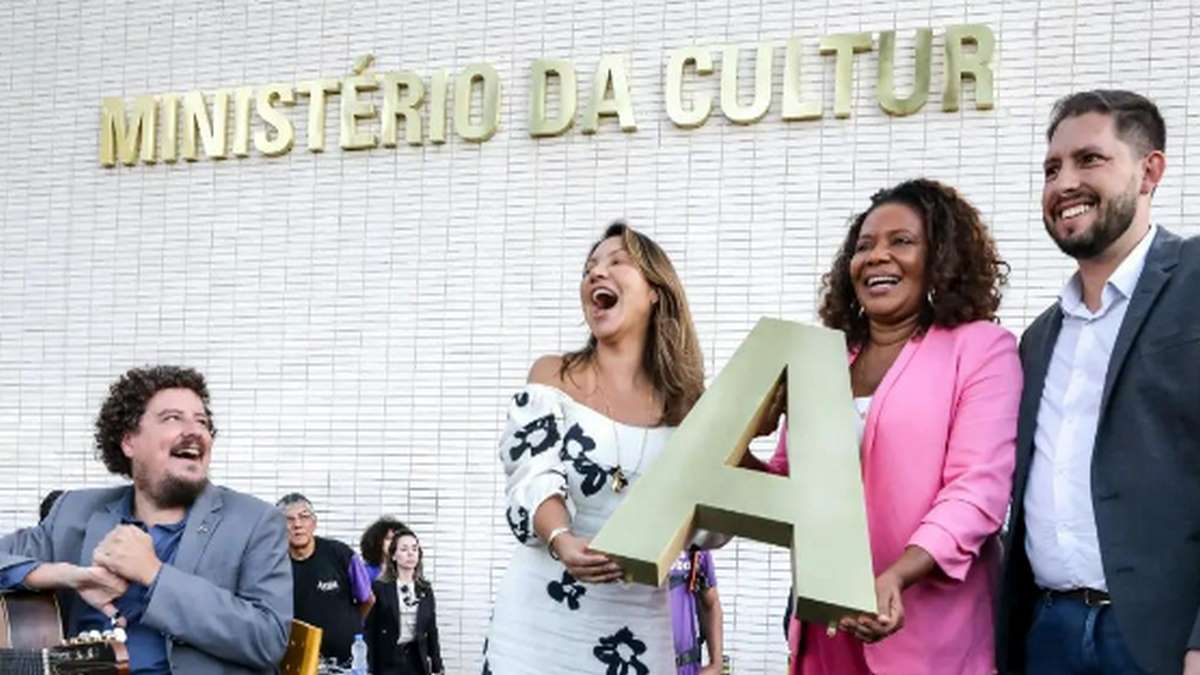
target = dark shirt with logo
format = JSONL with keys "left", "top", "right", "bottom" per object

{"left": 291, "top": 536, "right": 365, "bottom": 664}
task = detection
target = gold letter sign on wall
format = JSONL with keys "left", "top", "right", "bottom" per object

{"left": 590, "top": 318, "right": 876, "bottom": 624}
{"left": 99, "top": 25, "right": 997, "bottom": 167}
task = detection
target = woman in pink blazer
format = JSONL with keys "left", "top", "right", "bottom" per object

{"left": 762, "top": 179, "right": 1021, "bottom": 675}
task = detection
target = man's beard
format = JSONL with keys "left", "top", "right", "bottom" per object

{"left": 135, "top": 467, "right": 208, "bottom": 509}
{"left": 1044, "top": 177, "right": 1139, "bottom": 260}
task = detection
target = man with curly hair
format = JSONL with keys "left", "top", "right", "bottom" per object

{"left": 0, "top": 365, "right": 292, "bottom": 675}
{"left": 997, "top": 90, "right": 1200, "bottom": 675}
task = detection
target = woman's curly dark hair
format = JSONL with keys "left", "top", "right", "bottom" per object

{"left": 819, "top": 178, "right": 1009, "bottom": 347}
{"left": 360, "top": 517, "right": 407, "bottom": 567}
{"left": 94, "top": 366, "right": 215, "bottom": 477}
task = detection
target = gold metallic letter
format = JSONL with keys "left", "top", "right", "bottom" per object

{"left": 782, "top": 37, "right": 821, "bottom": 121}
{"left": 297, "top": 79, "right": 339, "bottom": 152}
{"left": 429, "top": 69, "right": 449, "bottom": 145}
{"left": 529, "top": 59, "right": 577, "bottom": 138}
{"left": 380, "top": 71, "right": 425, "bottom": 147}
{"left": 877, "top": 29, "right": 931, "bottom": 116}
{"left": 454, "top": 63, "right": 501, "bottom": 143}
{"left": 232, "top": 86, "right": 255, "bottom": 157}
{"left": 720, "top": 43, "right": 773, "bottom": 125}
{"left": 582, "top": 54, "right": 637, "bottom": 134}
{"left": 255, "top": 83, "right": 296, "bottom": 157}
{"left": 181, "top": 89, "right": 230, "bottom": 161}
{"left": 159, "top": 94, "right": 179, "bottom": 163}
{"left": 819, "top": 32, "right": 873, "bottom": 119}
{"left": 591, "top": 318, "right": 875, "bottom": 625}
{"left": 340, "top": 75, "right": 379, "bottom": 150}
{"left": 943, "top": 24, "right": 995, "bottom": 112}
{"left": 665, "top": 47, "right": 713, "bottom": 129}
{"left": 99, "top": 95, "right": 157, "bottom": 167}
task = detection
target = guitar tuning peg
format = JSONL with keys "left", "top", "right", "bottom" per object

{"left": 87, "top": 629, "right": 102, "bottom": 642}
{"left": 112, "top": 626, "right": 127, "bottom": 642}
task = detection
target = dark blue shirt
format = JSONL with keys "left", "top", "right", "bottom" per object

{"left": 0, "top": 495, "right": 189, "bottom": 675}
{"left": 97, "top": 494, "right": 189, "bottom": 675}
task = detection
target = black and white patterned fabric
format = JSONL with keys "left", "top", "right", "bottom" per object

{"left": 485, "top": 384, "right": 676, "bottom": 674}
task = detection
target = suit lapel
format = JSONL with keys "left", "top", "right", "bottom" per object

{"left": 79, "top": 491, "right": 129, "bottom": 566}
{"left": 172, "top": 484, "right": 223, "bottom": 575}
{"left": 386, "top": 581, "right": 401, "bottom": 627}
{"left": 1099, "top": 229, "right": 1180, "bottom": 413}
{"left": 1014, "top": 310, "right": 1063, "bottom": 491}
{"left": 859, "top": 334, "right": 921, "bottom": 464}
{"left": 416, "top": 591, "right": 431, "bottom": 632}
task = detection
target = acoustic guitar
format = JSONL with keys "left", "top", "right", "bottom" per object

{"left": 1, "top": 589, "right": 64, "bottom": 649}
{"left": 0, "top": 590, "right": 128, "bottom": 674}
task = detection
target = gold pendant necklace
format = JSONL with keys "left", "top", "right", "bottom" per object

{"left": 610, "top": 422, "right": 648, "bottom": 494}
{"left": 593, "top": 361, "right": 651, "bottom": 494}
{"left": 612, "top": 467, "right": 628, "bottom": 493}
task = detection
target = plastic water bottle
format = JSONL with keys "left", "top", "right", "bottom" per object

{"left": 350, "top": 633, "right": 368, "bottom": 675}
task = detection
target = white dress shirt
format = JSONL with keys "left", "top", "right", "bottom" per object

{"left": 1024, "top": 224, "right": 1156, "bottom": 592}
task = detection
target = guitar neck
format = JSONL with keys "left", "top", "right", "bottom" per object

{"left": 0, "top": 644, "right": 128, "bottom": 675}
{"left": 1, "top": 591, "right": 128, "bottom": 674}
{"left": 0, "top": 648, "right": 49, "bottom": 675}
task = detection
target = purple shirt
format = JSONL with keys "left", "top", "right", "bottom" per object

{"left": 668, "top": 550, "right": 716, "bottom": 675}
{"left": 364, "top": 562, "right": 384, "bottom": 584}
{"left": 348, "top": 553, "right": 373, "bottom": 603}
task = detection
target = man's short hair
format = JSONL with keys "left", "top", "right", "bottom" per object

{"left": 276, "top": 492, "right": 315, "bottom": 514}
{"left": 1047, "top": 89, "right": 1166, "bottom": 157}
{"left": 94, "top": 366, "right": 215, "bottom": 478}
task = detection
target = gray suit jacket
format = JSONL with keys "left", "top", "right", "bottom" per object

{"left": 997, "top": 227, "right": 1200, "bottom": 674}
{"left": 0, "top": 483, "right": 293, "bottom": 675}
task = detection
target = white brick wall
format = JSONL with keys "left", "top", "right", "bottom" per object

{"left": 2, "top": 1, "right": 1198, "bottom": 672}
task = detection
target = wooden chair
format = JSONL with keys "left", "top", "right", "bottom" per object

{"left": 279, "top": 619, "right": 323, "bottom": 675}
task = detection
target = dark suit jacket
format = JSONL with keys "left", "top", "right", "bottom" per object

{"left": 365, "top": 578, "right": 442, "bottom": 675}
{"left": 997, "top": 227, "right": 1200, "bottom": 674}
{"left": 0, "top": 484, "right": 293, "bottom": 675}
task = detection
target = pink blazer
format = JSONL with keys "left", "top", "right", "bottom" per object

{"left": 769, "top": 321, "right": 1021, "bottom": 675}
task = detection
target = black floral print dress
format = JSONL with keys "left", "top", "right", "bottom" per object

{"left": 483, "top": 384, "right": 675, "bottom": 674}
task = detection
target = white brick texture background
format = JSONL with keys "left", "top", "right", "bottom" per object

{"left": 1, "top": 1, "right": 1198, "bottom": 672}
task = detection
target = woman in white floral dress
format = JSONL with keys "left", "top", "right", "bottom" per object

{"left": 483, "top": 223, "right": 706, "bottom": 675}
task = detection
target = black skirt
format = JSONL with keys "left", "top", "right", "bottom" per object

{"left": 380, "top": 641, "right": 425, "bottom": 675}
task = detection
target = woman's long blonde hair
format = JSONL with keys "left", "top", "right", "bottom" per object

{"left": 560, "top": 222, "right": 705, "bottom": 426}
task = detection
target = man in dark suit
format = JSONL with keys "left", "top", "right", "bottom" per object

{"left": 0, "top": 366, "right": 293, "bottom": 675}
{"left": 996, "top": 89, "right": 1200, "bottom": 675}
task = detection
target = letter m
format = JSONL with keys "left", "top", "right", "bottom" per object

{"left": 590, "top": 317, "right": 876, "bottom": 623}
{"left": 99, "top": 96, "right": 157, "bottom": 167}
